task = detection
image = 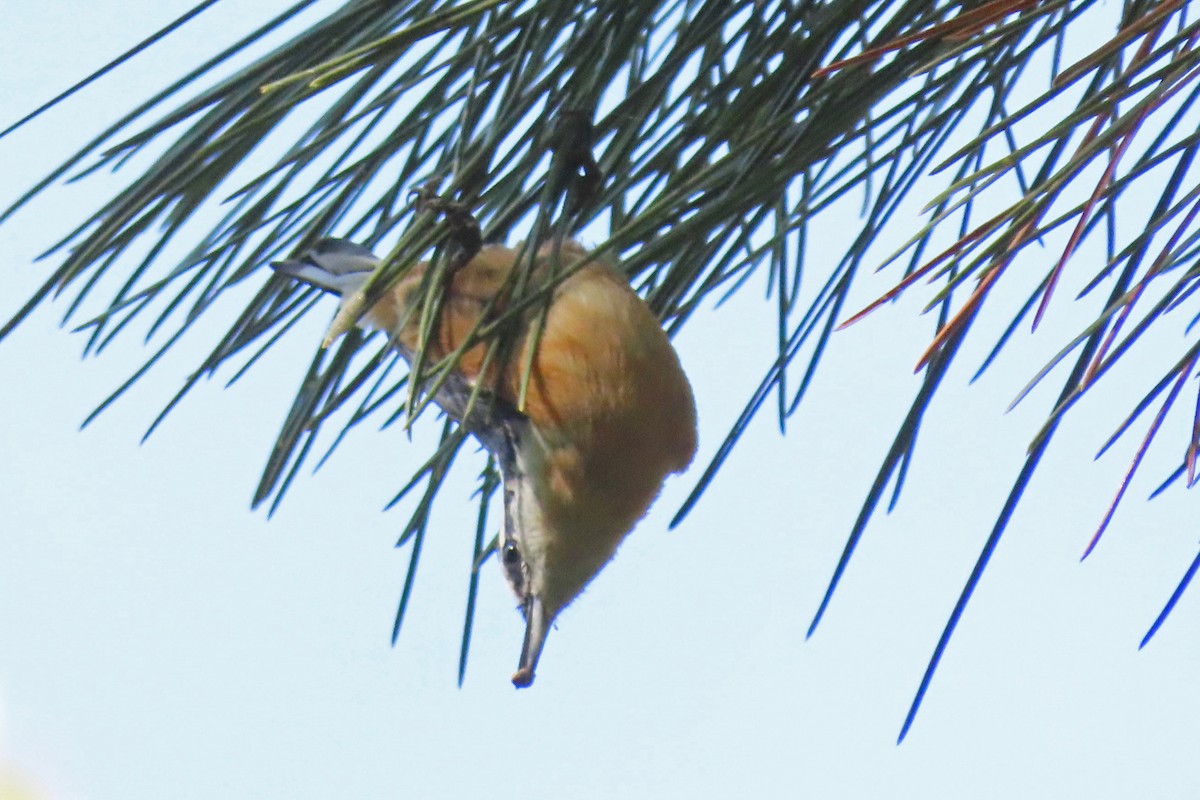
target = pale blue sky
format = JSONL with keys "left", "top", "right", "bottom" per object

{"left": 1, "top": 2, "right": 1197, "bottom": 798}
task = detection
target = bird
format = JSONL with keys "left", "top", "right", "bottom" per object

{"left": 272, "top": 235, "right": 697, "bottom": 687}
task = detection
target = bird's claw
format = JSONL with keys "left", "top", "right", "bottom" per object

{"left": 408, "top": 183, "right": 482, "bottom": 271}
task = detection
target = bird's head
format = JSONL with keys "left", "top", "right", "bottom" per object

{"left": 498, "top": 518, "right": 554, "bottom": 690}
{"left": 496, "top": 438, "right": 602, "bottom": 690}
{"left": 498, "top": 406, "right": 691, "bottom": 688}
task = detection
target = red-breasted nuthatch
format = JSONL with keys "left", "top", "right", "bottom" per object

{"left": 272, "top": 237, "right": 697, "bottom": 687}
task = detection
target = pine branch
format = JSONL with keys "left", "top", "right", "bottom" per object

{"left": 5, "top": 0, "right": 1200, "bottom": 731}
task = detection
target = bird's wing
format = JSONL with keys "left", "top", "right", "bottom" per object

{"left": 429, "top": 368, "right": 528, "bottom": 460}
{"left": 270, "top": 237, "right": 381, "bottom": 293}
{"left": 310, "top": 237, "right": 378, "bottom": 259}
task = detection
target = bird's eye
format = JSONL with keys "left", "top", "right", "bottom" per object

{"left": 502, "top": 540, "right": 521, "bottom": 565}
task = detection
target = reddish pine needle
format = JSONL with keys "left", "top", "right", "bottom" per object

{"left": 914, "top": 266, "right": 1001, "bottom": 371}
{"left": 812, "top": 0, "right": 1041, "bottom": 78}
{"left": 1188, "top": 376, "right": 1200, "bottom": 487}
{"left": 1052, "top": 0, "right": 1187, "bottom": 89}
{"left": 1083, "top": 190, "right": 1200, "bottom": 387}
{"left": 1031, "top": 114, "right": 1123, "bottom": 332}
{"left": 1084, "top": 357, "right": 1196, "bottom": 559}
{"left": 837, "top": 213, "right": 1009, "bottom": 331}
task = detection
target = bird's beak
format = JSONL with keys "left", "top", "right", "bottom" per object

{"left": 511, "top": 596, "right": 550, "bottom": 688}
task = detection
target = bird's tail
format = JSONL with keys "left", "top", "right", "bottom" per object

{"left": 270, "top": 238, "right": 380, "bottom": 295}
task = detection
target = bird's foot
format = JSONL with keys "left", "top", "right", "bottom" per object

{"left": 408, "top": 183, "right": 482, "bottom": 271}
